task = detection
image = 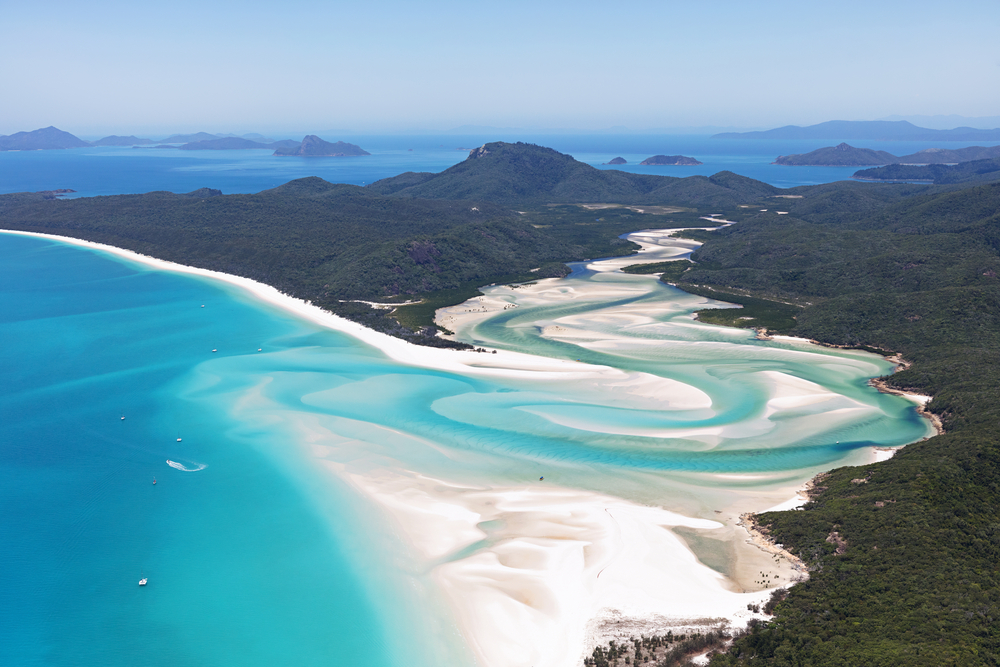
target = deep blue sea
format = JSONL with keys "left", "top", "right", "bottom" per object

{"left": 0, "top": 137, "right": 941, "bottom": 666}
{"left": 2, "top": 133, "right": 995, "bottom": 197}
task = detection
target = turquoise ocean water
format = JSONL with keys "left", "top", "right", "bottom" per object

{"left": 0, "top": 235, "right": 468, "bottom": 667}
{"left": 0, "top": 231, "right": 931, "bottom": 666}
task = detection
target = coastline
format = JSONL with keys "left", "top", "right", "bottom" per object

{"left": 869, "top": 376, "right": 944, "bottom": 436}
{"left": 4, "top": 228, "right": 800, "bottom": 666}
{"left": 2, "top": 228, "right": 928, "bottom": 667}
{"left": 768, "top": 334, "right": 943, "bottom": 437}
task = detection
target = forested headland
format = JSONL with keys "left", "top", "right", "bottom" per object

{"left": 854, "top": 156, "right": 1000, "bottom": 185}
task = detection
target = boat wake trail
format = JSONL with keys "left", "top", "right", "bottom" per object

{"left": 166, "top": 460, "right": 207, "bottom": 472}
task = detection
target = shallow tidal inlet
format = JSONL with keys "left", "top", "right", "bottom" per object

{"left": 0, "top": 231, "right": 932, "bottom": 667}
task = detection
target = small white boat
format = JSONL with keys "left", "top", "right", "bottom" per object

{"left": 176, "top": 437, "right": 182, "bottom": 442}
{"left": 211, "top": 349, "right": 217, "bottom": 353}
{"left": 139, "top": 577, "right": 148, "bottom": 586}
{"left": 120, "top": 414, "right": 125, "bottom": 420}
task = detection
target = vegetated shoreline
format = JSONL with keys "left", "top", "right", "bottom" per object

{"left": 764, "top": 331, "right": 943, "bottom": 437}
{"left": 1, "top": 227, "right": 941, "bottom": 667}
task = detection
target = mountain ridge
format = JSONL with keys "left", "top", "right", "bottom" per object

{"left": 715, "top": 120, "right": 1000, "bottom": 141}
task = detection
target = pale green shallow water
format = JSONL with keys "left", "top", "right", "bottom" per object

{"left": 0, "top": 231, "right": 931, "bottom": 666}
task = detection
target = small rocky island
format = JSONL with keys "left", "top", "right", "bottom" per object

{"left": 274, "top": 135, "right": 370, "bottom": 157}
{"left": 640, "top": 155, "right": 702, "bottom": 166}
{"left": 607, "top": 157, "right": 627, "bottom": 165}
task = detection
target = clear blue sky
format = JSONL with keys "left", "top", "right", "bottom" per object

{"left": 3, "top": 0, "right": 999, "bottom": 135}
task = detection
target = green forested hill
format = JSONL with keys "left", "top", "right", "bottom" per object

{"left": 0, "top": 179, "right": 553, "bottom": 299}
{"left": 681, "top": 183, "right": 1000, "bottom": 666}
{"left": 368, "top": 141, "right": 777, "bottom": 206}
{"left": 895, "top": 145, "right": 1000, "bottom": 164}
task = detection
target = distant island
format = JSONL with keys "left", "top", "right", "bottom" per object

{"left": 0, "top": 126, "right": 350, "bottom": 153}
{"left": 640, "top": 155, "right": 702, "bottom": 166}
{"left": 273, "top": 135, "right": 370, "bottom": 157}
{"left": 91, "top": 135, "right": 155, "bottom": 147}
{"left": 607, "top": 157, "right": 627, "bottom": 165}
{"left": 158, "top": 132, "right": 224, "bottom": 144}
{"left": 776, "top": 142, "right": 1000, "bottom": 166}
{"left": 177, "top": 137, "right": 300, "bottom": 151}
{"left": 714, "top": 119, "right": 1000, "bottom": 142}
{"left": 0, "top": 126, "right": 91, "bottom": 151}
{"left": 774, "top": 142, "right": 897, "bottom": 166}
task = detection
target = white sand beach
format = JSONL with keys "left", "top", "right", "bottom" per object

{"left": 338, "top": 470, "right": 787, "bottom": 667}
